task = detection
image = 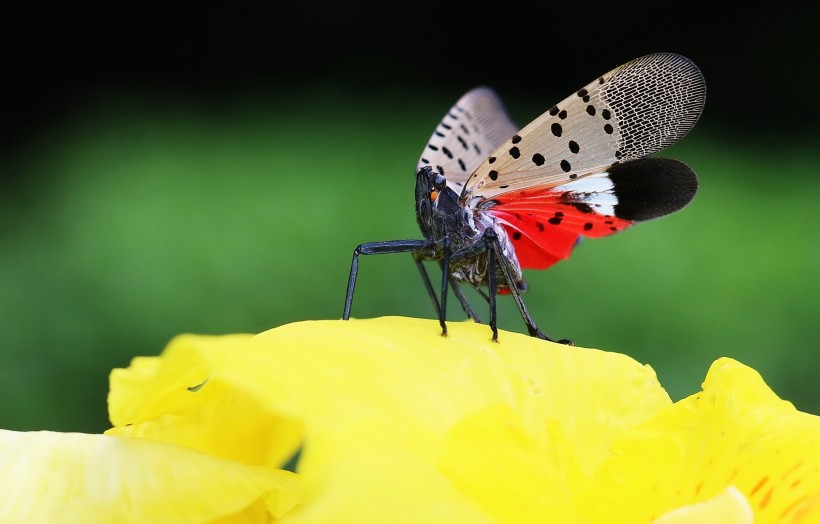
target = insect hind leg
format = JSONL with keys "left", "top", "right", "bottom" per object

{"left": 483, "top": 228, "right": 573, "bottom": 345}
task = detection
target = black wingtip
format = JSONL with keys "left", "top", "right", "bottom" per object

{"left": 608, "top": 158, "right": 699, "bottom": 222}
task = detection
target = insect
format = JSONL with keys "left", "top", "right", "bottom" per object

{"left": 342, "top": 52, "right": 705, "bottom": 342}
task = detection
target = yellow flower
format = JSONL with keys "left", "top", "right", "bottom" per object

{"left": 1, "top": 316, "right": 815, "bottom": 522}
{"left": 99, "top": 316, "right": 820, "bottom": 523}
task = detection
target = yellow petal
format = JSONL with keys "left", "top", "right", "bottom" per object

{"left": 107, "top": 316, "right": 672, "bottom": 523}
{"left": 107, "top": 335, "right": 303, "bottom": 469}
{"left": 0, "top": 430, "right": 301, "bottom": 523}
{"left": 692, "top": 358, "right": 820, "bottom": 523}
{"left": 651, "top": 486, "right": 753, "bottom": 524}
{"left": 105, "top": 318, "right": 820, "bottom": 523}
{"left": 584, "top": 357, "right": 820, "bottom": 523}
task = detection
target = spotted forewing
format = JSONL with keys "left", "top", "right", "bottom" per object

{"left": 417, "top": 87, "right": 518, "bottom": 194}
{"left": 417, "top": 52, "right": 705, "bottom": 270}
{"left": 344, "top": 52, "right": 705, "bottom": 342}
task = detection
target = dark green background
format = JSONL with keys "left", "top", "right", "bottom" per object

{"left": 1, "top": 5, "right": 818, "bottom": 432}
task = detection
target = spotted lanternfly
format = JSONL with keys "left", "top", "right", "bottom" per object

{"left": 342, "top": 52, "right": 705, "bottom": 342}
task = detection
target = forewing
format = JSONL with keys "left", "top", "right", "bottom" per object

{"left": 462, "top": 52, "right": 706, "bottom": 199}
{"left": 417, "top": 87, "right": 518, "bottom": 194}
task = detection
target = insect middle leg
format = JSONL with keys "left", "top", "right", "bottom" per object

{"left": 414, "top": 254, "right": 482, "bottom": 331}
{"left": 412, "top": 239, "right": 452, "bottom": 335}
{"left": 444, "top": 272, "right": 483, "bottom": 324}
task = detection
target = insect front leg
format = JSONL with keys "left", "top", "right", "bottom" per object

{"left": 343, "top": 239, "right": 431, "bottom": 321}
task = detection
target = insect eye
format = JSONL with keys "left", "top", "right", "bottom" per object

{"left": 433, "top": 174, "right": 447, "bottom": 190}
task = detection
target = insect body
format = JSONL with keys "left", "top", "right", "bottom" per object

{"left": 343, "top": 52, "right": 706, "bottom": 342}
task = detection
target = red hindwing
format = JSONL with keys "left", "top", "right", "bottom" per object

{"left": 489, "top": 188, "right": 633, "bottom": 269}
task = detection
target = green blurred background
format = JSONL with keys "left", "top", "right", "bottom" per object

{"left": 1, "top": 6, "right": 818, "bottom": 433}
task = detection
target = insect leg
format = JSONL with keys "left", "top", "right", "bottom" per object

{"left": 423, "top": 256, "right": 483, "bottom": 323}
{"left": 412, "top": 239, "right": 450, "bottom": 335}
{"left": 413, "top": 248, "right": 482, "bottom": 333}
{"left": 446, "top": 274, "right": 482, "bottom": 323}
{"left": 343, "top": 239, "right": 431, "bottom": 321}
{"left": 484, "top": 233, "right": 499, "bottom": 341}
{"left": 483, "top": 229, "right": 573, "bottom": 345}
{"left": 469, "top": 283, "right": 491, "bottom": 304}
{"left": 413, "top": 255, "right": 443, "bottom": 322}
{"left": 449, "top": 238, "right": 499, "bottom": 339}
{"left": 438, "top": 237, "right": 451, "bottom": 335}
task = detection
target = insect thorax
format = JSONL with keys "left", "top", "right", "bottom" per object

{"left": 458, "top": 207, "right": 523, "bottom": 290}
{"left": 415, "top": 167, "right": 523, "bottom": 289}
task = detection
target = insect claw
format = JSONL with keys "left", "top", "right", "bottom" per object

{"left": 531, "top": 329, "right": 551, "bottom": 340}
{"left": 529, "top": 328, "right": 573, "bottom": 346}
